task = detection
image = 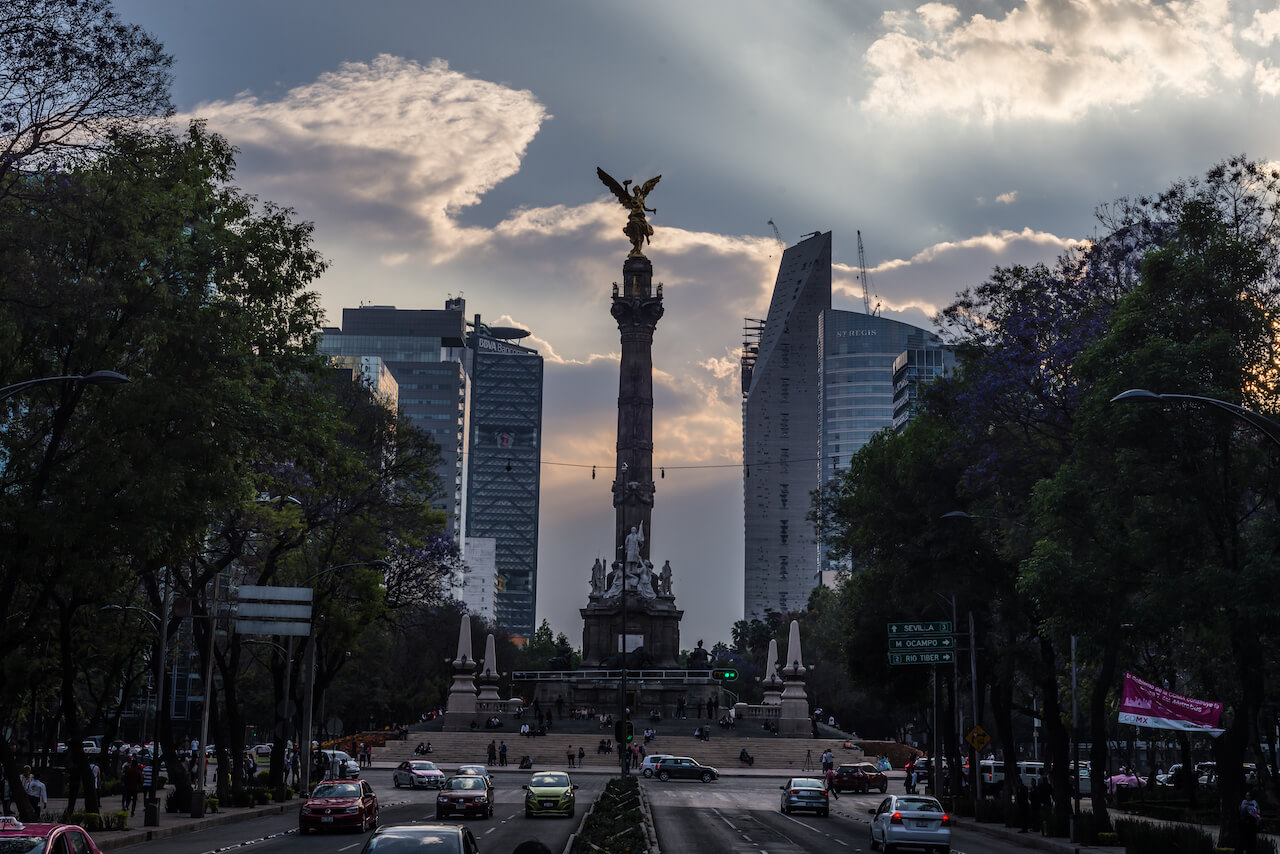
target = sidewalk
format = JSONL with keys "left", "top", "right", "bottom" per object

{"left": 22, "top": 792, "right": 295, "bottom": 852}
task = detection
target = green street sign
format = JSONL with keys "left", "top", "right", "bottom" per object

{"left": 889, "top": 651, "right": 956, "bottom": 666}
{"left": 888, "top": 621, "right": 953, "bottom": 635}
{"left": 889, "top": 635, "right": 955, "bottom": 651}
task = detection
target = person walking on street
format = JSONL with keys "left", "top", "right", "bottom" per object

{"left": 824, "top": 766, "right": 840, "bottom": 799}
{"left": 567, "top": 746, "right": 575, "bottom": 768}
{"left": 24, "top": 770, "right": 47, "bottom": 818}
{"left": 578, "top": 746, "right": 585, "bottom": 766}
{"left": 2, "top": 775, "right": 11, "bottom": 816}
{"left": 488, "top": 740, "right": 497, "bottom": 765}
{"left": 123, "top": 760, "right": 143, "bottom": 815}
{"left": 1238, "top": 789, "right": 1262, "bottom": 854}
{"left": 1015, "top": 777, "right": 1030, "bottom": 833}
{"left": 499, "top": 741, "right": 508, "bottom": 766}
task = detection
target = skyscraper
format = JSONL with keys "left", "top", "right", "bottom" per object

{"left": 464, "top": 322, "right": 544, "bottom": 639}
{"left": 319, "top": 302, "right": 468, "bottom": 535}
{"left": 742, "top": 232, "right": 832, "bottom": 621}
{"left": 742, "top": 233, "right": 953, "bottom": 618}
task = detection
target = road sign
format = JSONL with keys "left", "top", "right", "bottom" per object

{"left": 888, "top": 651, "right": 955, "bottom": 665}
{"left": 888, "top": 621, "right": 953, "bottom": 635}
{"left": 888, "top": 635, "right": 955, "bottom": 651}
{"left": 235, "top": 586, "right": 313, "bottom": 637}
{"left": 966, "top": 725, "right": 991, "bottom": 753}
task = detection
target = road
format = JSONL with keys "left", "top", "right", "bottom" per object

{"left": 109, "top": 769, "right": 603, "bottom": 854}
{"left": 108, "top": 771, "right": 1050, "bottom": 854}
{"left": 647, "top": 776, "right": 1045, "bottom": 854}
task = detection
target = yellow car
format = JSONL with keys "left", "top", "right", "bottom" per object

{"left": 523, "top": 771, "right": 578, "bottom": 818}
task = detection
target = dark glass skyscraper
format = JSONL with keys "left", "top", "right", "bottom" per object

{"left": 464, "top": 328, "right": 544, "bottom": 639}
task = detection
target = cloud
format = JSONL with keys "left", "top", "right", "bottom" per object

{"left": 862, "top": 0, "right": 1259, "bottom": 122}
{"left": 185, "top": 55, "right": 549, "bottom": 258}
{"left": 996, "top": 191, "right": 1018, "bottom": 204}
{"left": 1243, "top": 7, "right": 1280, "bottom": 45}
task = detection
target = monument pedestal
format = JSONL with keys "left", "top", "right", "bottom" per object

{"left": 580, "top": 595, "right": 682, "bottom": 669}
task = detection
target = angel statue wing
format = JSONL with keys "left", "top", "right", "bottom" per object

{"left": 597, "top": 167, "right": 632, "bottom": 207}
{"left": 634, "top": 175, "right": 661, "bottom": 206}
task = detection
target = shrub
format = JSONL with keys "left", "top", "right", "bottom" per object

{"left": 164, "top": 788, "right": 192, "bottom": 813}
{"left": 206, "top": 798, "right": 220, "bottom": 813}
{"left": 70, "top": 812, "right": 101, "bottom": 831}
{"left": 571, "top": 777, "right": 648, "bottom": 854}
{"left": 1114, "top": 817, "right": 1216, "bottom": 854}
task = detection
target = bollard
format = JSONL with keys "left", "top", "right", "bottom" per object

{"left": 143, "top": 797, "right": 160, "bottom": 827}
{"left": 190, "top": 790, "right": 205, "bottom": 819}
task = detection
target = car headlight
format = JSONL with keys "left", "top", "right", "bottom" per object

{"left": 343, "top": 806, "right": 359, "bottom": 814}
{"left": 437, "top": 795, "right": 448, "bottom": 801}
{"left": 560, "top": 791, "right": 573, "bottom": 801}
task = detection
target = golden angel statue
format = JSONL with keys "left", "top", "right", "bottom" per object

{"left": 597, "top": 167, "right": 661, "bottom": 257}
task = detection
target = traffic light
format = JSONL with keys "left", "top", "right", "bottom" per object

{"left": 711, "top": 667, "right": 739, "bottom": 681}
{"left": 614, "top": 720, "right": 634, "bottom": 742}
{"left": 624, "top": 721, "right": 634, "bottom": 742}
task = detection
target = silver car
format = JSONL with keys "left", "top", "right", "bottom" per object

{"left": 869, "top": 794, "right": 951, "bottom": 853}
{"left": 393, "top": 760, "right": 445, "bottom": 789}
{"left": 780, "top": 777, "right": 829, "bottom": 816}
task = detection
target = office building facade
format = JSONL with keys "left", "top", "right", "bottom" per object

{"left": 319, "top": 303, "right": 468, "bottom": 535}
{"left": 742, "top": 232, "right": 832, "bottom": 621}
{"left": 743, "top": 233, "right": 952, "bottom": 619}
{"left": 464, "top": 327, "right": 544, "bottom": 640}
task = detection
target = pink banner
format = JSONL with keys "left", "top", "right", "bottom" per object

{"left": 1118, "top": 672, "right": 1224, "bottom": 736}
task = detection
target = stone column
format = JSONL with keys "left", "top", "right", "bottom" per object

{"left": 445, "top": 614, "right": 478, "bottom": 728}
{"left": 611, "top": 256, "right": 664, "bottom": 563}
{"left": 761, "top": 638, "right": 783, "bottom": 706}
{"left": 778, "top": 620, "right": 811, "bottom": 737}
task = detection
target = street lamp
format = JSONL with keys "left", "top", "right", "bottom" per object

{"left": 0, "top": 370, "right": 129, "bottom": 401}
{"left": 1110, "top": 389, "right": 1280, "bottom": 447}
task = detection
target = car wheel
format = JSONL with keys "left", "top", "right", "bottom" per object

{"left": 883, "top": 843, "right": 895, "bottom": 854}
{"left": 392, "top": 776, "right": 401, "bottom": 788}
{"left": 880, "top": 783, "right": 888, "bottom": 793}
{"left": 782, "top": 804, "right": 790, "bottom": 814}
{"left": 643, "top": 768, "right": 653, "bottom": 778}
{"left": 436, "top": 810, "right": 446, "bottom": 820}
{"left": 526, "top": 808, "right": 534, "bottom": 818}
{"left": 820, "top": 808, "right": 829, "bottom": 817}
{"left": 658, "top": 771, "right": 671, "bottom": 781}
{"left": 369, "top": 810, "right": 377, "bottom": 831}
{"left": 488, "top": 804, "right": 494, "bottom": 818}
{"left": 567, "top": 804, "right": 575, "bottom": 818}
{"left": 869, "top": 828, "right": 879, "bottom": 850}
{"left": 701, "top": 771, "right": 714, "bottom": 783}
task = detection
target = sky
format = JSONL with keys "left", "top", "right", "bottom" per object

{"left": 113, "top": 0, "right": 1280, "bottom": 646}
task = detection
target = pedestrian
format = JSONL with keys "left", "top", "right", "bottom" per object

{"left": 578, "top": 746, "right": 585, "bottom": 766}
{"left": 499, "top": 741, "right": 508, "bottom": 766}
{"left": 824, "top": 766, "right": 840, "bottom": 799}
{"left": 123, "top": 760, "right": 143, "bottom": 815}
{"left": 24, "top": 770, "right": 47, "bottom": 818}
{"left": 289, "top": 749, "right": 301, "bottom": 788}
{"left": 1238, "top": 789, "right": 1262, "bottom": 854}
{"left": 488, "top": 740, "right": 497, "bottom": 765}
{"left": 1015, "top": 777, "right": 1030, "bottom": 833}
{"left": 567, "top": 746, "right": 575, "bottom": 768}
{"left": 2, "top": 774, "right": 10, "bottom": 816}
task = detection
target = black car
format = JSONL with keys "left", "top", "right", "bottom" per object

{"left": 436, "top": 774, "right": 494, "bottom": 819}
{"left": 360, "top": 824, "right": 480, "bottom": 854}
{"left": 654, "top": 756, "right": 719, "bottom": 783}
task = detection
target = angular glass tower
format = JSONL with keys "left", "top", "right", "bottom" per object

{"left": 741, "top": 232, "right": 832, "bottom": 621}
{"left": 464, "top": 329, "right": 544, "bottom": 640}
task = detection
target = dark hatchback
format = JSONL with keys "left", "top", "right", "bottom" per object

{"left": 653, "top": 756, "right": 719, "bottom": 782}
{"left": 359, "top": 824, "right": 480, "bottom": 854}
{"left": 436, "top": 774, "right": 494, "bottom": 819}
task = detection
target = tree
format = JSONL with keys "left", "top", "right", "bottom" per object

{"left": 0, "top": 0, "right": 172, "bottom": 200}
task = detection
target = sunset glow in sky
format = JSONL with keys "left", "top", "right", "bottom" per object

{"left": 115, "top": 0, "right": 1280, "bottom": 643}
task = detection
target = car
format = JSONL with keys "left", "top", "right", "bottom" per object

{"left": 436, "top": 774, "right": 494, "bottom": 819}
{"left": 299, "top": 779, "right": 379, "bottom": 833}
{"left": 834, "top": 762, "right": 888, "bottom": 793}
{"left": 523, "top": 770, "right": 578, "bottom": 818}
{"left": 868, "top": 794, "right": 951, "bottom": 853}
{"left": 253, "top": 743, "right": 273, "bottom": 756}
{"left": 0, "top": 816, "right": 105, "bottom": 853}
{"left": 319, "top": 749, "right": 361, "bottom": 779}
{"left": 455, "top": 764, "right": 491, "bottom": 782}
{"left": 638, "top": 754, "right": 674, "bottom": 778}
{"left": 359, "top": 824, "right": 481, "bottom": 854}
{"left": 653, "top": 756, "right": 719, "bottom": 783}
{"left": 393, "top": 759, "right": 446, "bottom": 789}
{"left": 780, "top": 777, "right": 830, "bottom": 816}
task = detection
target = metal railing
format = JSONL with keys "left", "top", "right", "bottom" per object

{"left": 510, "top": 669, "right": 714, "bottom": 682}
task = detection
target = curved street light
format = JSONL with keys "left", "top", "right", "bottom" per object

{"left": 0, "top": 370, "right": 130, "bottom": 402}
{"left": 1110, "top": 389, "right": 1280, "bottom": 448}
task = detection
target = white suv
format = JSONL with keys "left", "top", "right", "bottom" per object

{"left": 639, "top": 754, "right": 673, "bottom": 778}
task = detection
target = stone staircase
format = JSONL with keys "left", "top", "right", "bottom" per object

{"left": 376, "top": 730, "right": 864, "bottom": 773}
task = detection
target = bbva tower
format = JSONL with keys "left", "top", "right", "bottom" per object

{"left": 741, "top": 231, "right": 954, "bottom": 621}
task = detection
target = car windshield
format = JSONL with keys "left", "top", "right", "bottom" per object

{"left": 448, "top": 777, "right": 485, "bottom": 790}
{"left": 364, "top": 831, "right": 461, "bottom": 852}
{"left": 311, "top": 783, "right": 360, "bottom": 798}
{"left": 530, "top": 773, "right": 569, "bottom": 787}
{"left": 790, "top": 778, "right": 824, "bottom": 788}
{"left": 836, "top": 765, "right": 858, "bottom": 772}
{"left": 899, "top": 797, "right": 943, "bottom": 812}
{"left": 410, "top": 762, "right": 438, "bottom": 771}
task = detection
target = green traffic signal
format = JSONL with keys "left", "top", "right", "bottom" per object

{"left": 624, "top": 721, "right": 634, "bottom": 741}
{"left": 711, "top": 668, "right": 738, "bottom": 681}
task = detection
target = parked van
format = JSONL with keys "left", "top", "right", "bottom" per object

{"left": 980, "top": 759, "right": 1046, "bottom": 790}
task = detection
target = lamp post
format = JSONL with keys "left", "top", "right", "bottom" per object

{"left": 0, "top": 370, "right": 129, "bottom": 402}
{"left": 1110, "top": 389, "right": 1280, "bottom": 447}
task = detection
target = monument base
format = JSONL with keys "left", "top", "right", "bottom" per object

{"left": 581, "top": 595, "right": 682, "bottom": 669}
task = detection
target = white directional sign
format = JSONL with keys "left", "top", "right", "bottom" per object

{"left": 235, "top": 586, "right": 313, "bottom": 637}
{"left": 889, "top": 635, "right": 955, "bottom": 651}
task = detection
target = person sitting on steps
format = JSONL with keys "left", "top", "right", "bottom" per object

{"left": 739, "top": 748, "right": 754, "bottom": 766}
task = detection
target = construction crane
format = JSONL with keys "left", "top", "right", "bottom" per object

{"left": 767, "top": 219, "right": 783, "bottom": 247}
{"left": 856, "top": 230, "right": 881, "bottom": 316}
